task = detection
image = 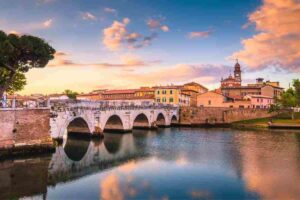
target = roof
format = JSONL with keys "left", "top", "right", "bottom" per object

{"left": 183, "top": 82, "right": 208, "bottom": 90}
{"left": 102, "top": 95, "right": 155, "bottom": 100}
{"left": 77, "top": 93, "right": 100, "bottom": 97}
{"left": 47, "top": 94, "right": 67, "bottom": 97}
{"left": 197, "top": 91, "right": 233, "bottom": 100}
{"left": 221, "top": 84, "right": 283, "bottom": 90}
{"left": 153, "top": 85, "right": 182, "bottom": 89}
{"left": 245, "top": 95, "right": 273, "bottom": 99}
{"left": 102, "top": 89, "right": 137, "bottom": 95}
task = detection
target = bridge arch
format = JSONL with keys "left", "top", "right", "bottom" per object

{"left": 67, "top": 117, "right": 91, "bottom": 135}
{"left": 132, "top": 113, "right": 150, "bottom": 129}
{"left": 103, "top": 114, "right": 124, "bottom": 132}
{"left": 171, "top": 115, "right": 178, "bottom": 125}
{"left": 156, "top": 113, "right": 166, "bottom": 127}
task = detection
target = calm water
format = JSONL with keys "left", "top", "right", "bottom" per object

{"left": 1, "top": 128, "right": 300, "bottom": 200}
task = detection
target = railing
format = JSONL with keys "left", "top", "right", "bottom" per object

{"left": 50, "top": 99, "right": 178, "bottom": 111}
{"left": 0, "top": 98, "right": 50, "bottom": 110}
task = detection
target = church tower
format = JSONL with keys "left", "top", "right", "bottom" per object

{"left": 234, "top": 59, "right": 241, "bottom": 83}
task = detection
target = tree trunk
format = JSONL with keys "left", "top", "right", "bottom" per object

{"left": 0, "top": 71, "right": 16, "bottom": 99}
{"left": 291, "top": 111, "right": 295, "bottom": 120}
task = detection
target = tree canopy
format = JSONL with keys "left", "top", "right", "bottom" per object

{"left": 64, "top": 89, "right": 79, "bottom": 99}
{"left": 278, "top": 79, "right": 300, "bottom": 119}
{"left": 0, "top": 31, "right": 55, "bottom": 98}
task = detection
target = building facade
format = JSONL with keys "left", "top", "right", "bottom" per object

{"left": 182, "top": 82, "right": 208, "bottom": 107}
{"left": 244, "top": 95, "right": 274, "bottom": 109}
{"left": 154, "top": 86, "right": 190, "bottom": 106}
{"left": 221, "top": 62, "right": 283, "bottom": 100}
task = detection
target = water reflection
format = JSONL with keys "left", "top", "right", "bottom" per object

{"left": 103, "top": 133, "right": 123, "bottom": 154}
{"left": 0, "top": 128, "right": 299, "bottom": 199}
{"left": 64, "top": 136, "right": 91, "bottom": 161}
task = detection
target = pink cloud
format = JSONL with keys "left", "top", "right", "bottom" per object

{"left": 81, "top": 12, "right": 97, "bottom": 21}
{"left": 188, "top": 30, "right": 212, "bottom": 39}
{"left": 231, "top": 0, "right": 300, "bottom": 72}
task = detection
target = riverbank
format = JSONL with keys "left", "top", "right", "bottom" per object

{"left": 231, "top": 112, "right": 300, "bottom": 130}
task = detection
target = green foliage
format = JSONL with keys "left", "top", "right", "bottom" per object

{"left": 280, "top": 88, "right": 297, "bottom": 108}
{"left": 0, "top": 30, "right": 55, "bottom": 97}
{"left": 278, "top": 79, "right": 300, "bottom": 119}
{"left": 293, "top": 79, "right": 300, "bottom": 105}
{"left": 268, "top": 103, "right": 280, "bottom": 114}
{"left": 64, "top": 89, "right": 78, "bottom": 99}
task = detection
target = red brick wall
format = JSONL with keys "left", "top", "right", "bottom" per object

{"left": 0, "top": 109, "right": 51, "bottom": 149}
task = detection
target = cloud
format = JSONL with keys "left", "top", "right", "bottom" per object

{"left": 102, "top": 18, "right": 163, "bottom": 51}
{"left": 8, "top": 30, "right": 21, "bottom": 35}
{"left": 48, "top": 52, "right": 157, "bottom": 68}
{"left": 188, "top": 30, "right": 212, "bottom": 39}
{"left": 104, "top": 7, "right": 117, "bottom": 14}
{"left": 161, "top": 25, "right": 169, "bottom": 32}
{"left": 100, "top": 174, "right": 124, "bottom": 200}
{"left": 29, "top": 18, "right": 54, "bottom": 30}
{"left": 230, "top": 0, "right": 300, "bottom": 72}
{"left": 48, "top": 51, "right": 77, "bottom": 66}
{"left": 102, "top": 18, "right": 130, "bottom": 51}
{"left": 123, "top": 63, "right": 230, "bottom": 85}
{"left": 81, "top": 12, "right": 97, "bottom": 21}
{"left": 43, "top": 19, "right": 53, "bottom": 28}
{"left": 147, "top": 19, "right": 161, "bottom": 29}
{"left": 147, "top": 18, "right": 170, "bottom": 32}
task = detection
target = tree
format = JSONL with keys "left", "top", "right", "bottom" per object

{"left": 0, "top": 31, "right": 55, "bottom": 98}
{"left": 293, "top": 79, "right": 300, "bottom": 105}
{"left": 279, "top": 79, "right": 300, "bottom": 119}
{"left": 64, "top": 89, "right": 78, "bottom": 99}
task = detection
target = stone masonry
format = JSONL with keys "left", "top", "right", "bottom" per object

{"left": 179, "top": 106, "right": 275, "bottom": 125}
{"left": 0, "top": 108, "right": 52, "bottom": 151}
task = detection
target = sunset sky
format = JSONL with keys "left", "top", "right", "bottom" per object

{"left": 0, "top": 0, "right": 299, "bottom": 94}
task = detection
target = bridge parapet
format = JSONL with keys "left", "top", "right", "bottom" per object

{"left": 50, "top": 100, "right": 179, "bottom": 140}
{"left": 50, "top": 100, "right": 178, "bottom": 111}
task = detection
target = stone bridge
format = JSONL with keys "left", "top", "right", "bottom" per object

{"left": 50, "top": 100, "right": 179, "bottom": 140}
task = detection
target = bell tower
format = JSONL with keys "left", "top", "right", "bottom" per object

{"left": 234, "top": 59, "right": 241, "bottom": 83}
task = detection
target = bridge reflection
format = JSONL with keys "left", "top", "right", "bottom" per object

{"left": 48, "top": 132, "right": 149, "bottom": 186}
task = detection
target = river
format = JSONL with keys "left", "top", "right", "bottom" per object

{"left": 1, "top": 127, "right": 300, "bottom": 199}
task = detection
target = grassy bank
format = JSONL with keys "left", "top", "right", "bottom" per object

{"left": 231, "top": 112, "right": 300, "bottom": 129}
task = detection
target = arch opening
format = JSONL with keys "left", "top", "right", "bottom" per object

{"left": 156, "top": 113, "right": 166, "bottom": 127}
{"left": 171, "top": 115, "right": 178, "bottom": 125}
{"left": 103, "top": 133, "right": 123, "bottom": 154}
{"left": 63, "top": 135, "right": 90, "bottom": 162}
{"left": 67, "top": 117, "right": 91, "bottom": 138}
{"left": 133, "top": 113, "right": 150, "bottom": 129}
{"left": 104, "top": 115, "right": 124, "bottom": 133}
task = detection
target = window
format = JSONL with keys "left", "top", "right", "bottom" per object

{"left": 162, "top": 90, "right": 167, "bottom": 94}
{"left": 170, "top": 90, "right": 173, "bottom": 94}
{"left": 157, "top": 91, "right": 160, "bottom": 95}
{"left": 162, "top": 97, "right": 166, "bottom": 102}
{"left": 170, "top": 98, "right": 174, "bottom": 102}
{"left": 156, "top": 98, "right": 160, "bottom": 102}
{"left": 208, "top": 100, "right": 211, "bottom": 105}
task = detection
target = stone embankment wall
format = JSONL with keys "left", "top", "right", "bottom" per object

{"left": 0, "top": 109, "right": 52, "bottom": 152}
{"left": 179, "top": 106, "right": 275, "bottom": 125}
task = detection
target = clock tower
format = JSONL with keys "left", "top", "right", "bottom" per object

{"left": 234, "top": 59, "right": 241, "bottom": 83}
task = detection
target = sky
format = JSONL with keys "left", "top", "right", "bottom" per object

{"left": 0, "top": 0, "right": 299, "bottom": 94}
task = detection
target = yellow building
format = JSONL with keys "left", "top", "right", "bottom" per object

{"left": 154, "top": 86, "right": 190, "bottom": 106}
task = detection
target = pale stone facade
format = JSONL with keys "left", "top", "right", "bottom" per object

{"left": 50, "top": 100, "right": 179, "bottom": 139}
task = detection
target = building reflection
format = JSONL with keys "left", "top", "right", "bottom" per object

{"left": 0, "top": 157, "right": 50, "bottom": 199}
{"left": 1, "top": 128, "right": 300, "bottom": 199}
{"left": 234, "top": 130, "right": 300, "bottom": 199}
